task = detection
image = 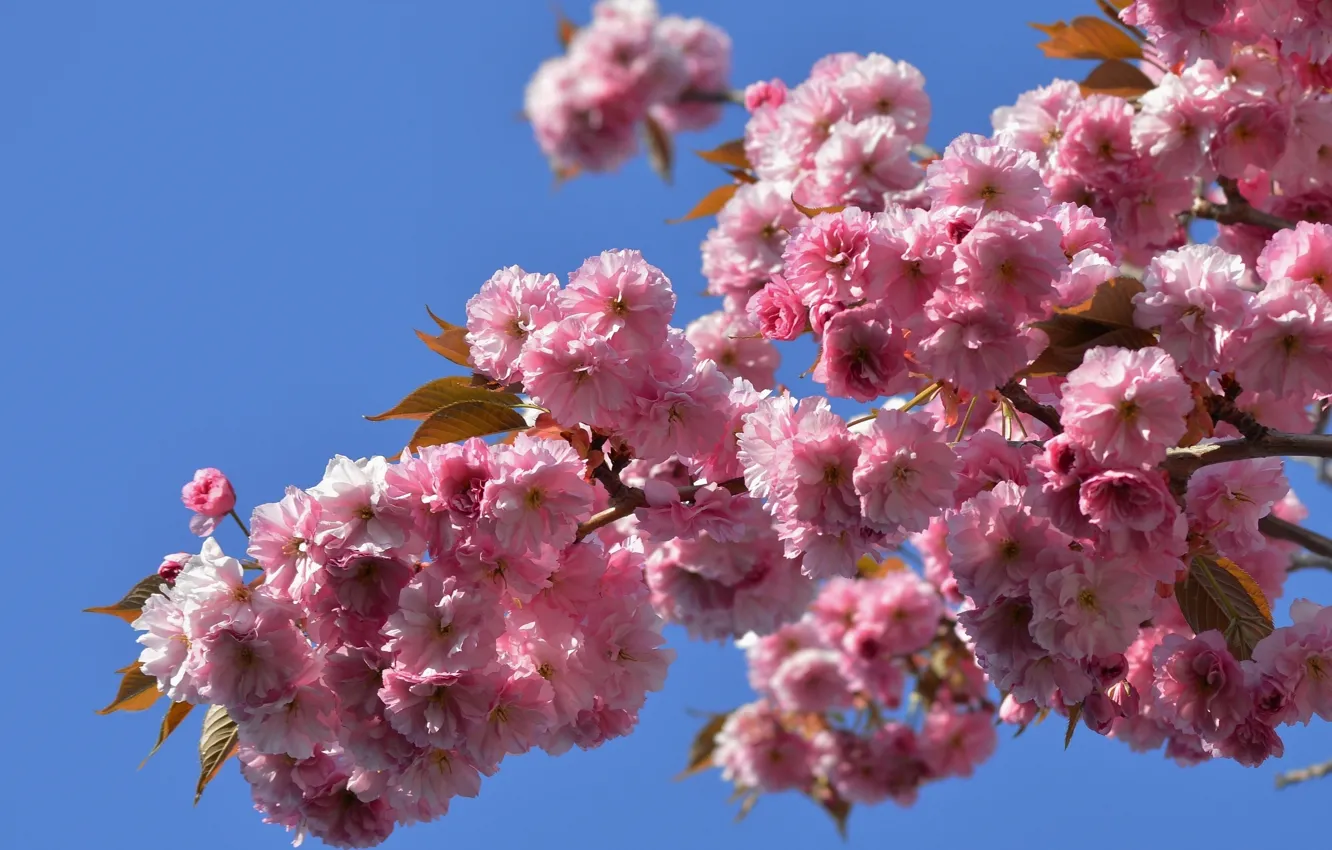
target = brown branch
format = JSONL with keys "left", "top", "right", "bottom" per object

{"left": 1206, "top": 395, "right": 1271, "bottom": 442}
{"left": 1276, "top": 758, "right": 1332, "bottom": 789}
{"left": 575, "top": 490, "right": 647, "bottom": 541}
{"left": 1260, "top": 515, "right": 1332, "bottom": 560}
{"left": 999, "top": 381, "right": 1063, "bottom": 434}
{"left": 1192, "top": 179, "right": 1295, "bottom": 231}
{"left": 677, "top": 88, "right": 745, "bottom": 105}
{"left": 1166, "top": 431, "right": 1332, "bottom": 477}
{"left": 1289, "top": 554, "right": 1332, "bottom": 573}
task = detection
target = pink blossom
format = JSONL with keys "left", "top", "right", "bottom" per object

{"left": 769, "top": 648, "right": 854, "bottom": 713}
{"left": 947, "top": 482, "right": 1062, "bottom": 601}
{"left": 237, "top": 683, "right": 338, "bottom": 760}
{"left": 781, "top": 207, "right": 883, "bottom": 313}
{"left": 648, "top": 17, "right": 730, "bottom": 133}
{"left": 808, "top": 117, "right": 918, "bottom": 208}
{"left": 156, "top": 552, "right": 190, "bottom": 585}
{"left": 839, "top": 53, "right": 931, "bottom": 142}
{"left": 519, "top": 317, "right": 634, "bottom": 427}
{"left": 480, "top": 434, "right": 593, "bottom": 554}
{"left": 1211, "top": 715, "right": 1285, "bottom": 767}
{"left": 1258, "top": 221, "right": 1332, "bottom": 292}
{"left": 1077, "top": 468, "right": 1187, "bottom": 557}
{"left": 182, "top": 468, "right": 236, "bottom": 536}
{"left": 1187, "top": 458, "right": 1289, "bottom": 556}
{"left": 133, "top": 587, "right": 198, "bottom": 702}
{"left": 467, "top": 672, "right": 556, "bottom": 765}
{"left": 747, "top": 274, "right": 807, "bottom": 341}
{"left": 465, "top": 266, "right": 561, "bottom": 384}
{"left": 812, "top": 304, "right": 910, "bottom": 402}
{"left": 684, "top": 310, "right": 778, "bottom": 389}
{"left": 848, "top": 571, "right": 944, "bottom": 657}
{"left": 925, "top": 133, "right": 1049, "bottom": 218}
{"left": 813, "top": 725, "right": 927, "bottom": 804}
{"left": 1132, "top": 70, "right": 1223, "bottom": 177}
{"left": 1058, "top": 95, "right": 1137, "bottom": 186}
{"left": 193, "top": 612, "right": 318, "bottom": 715}
{"left": 1134, "top": 244, "right": 1250, "bottom": 380}
{"left": 1251, "top": 604, "right": 1332, "bottom": 725}
{"left": 300, "top": 784, "right": 397, "bottom": 848}
{"left": 853, "top": 409, "right": 959, "bottom": 535}
{"left": 870, "top": 203, "right": 954, "bottom": 325}
{"left": 248, "top": 486, "right": 322, "bottom": 598}
{"left": 388, "top": 748, "right": 484, "bottom": 824}
{"left": 172, "top": 537, "right": 279, "bottom": 636}
{"left": 953, "top": 212, "right": 1064, "bottom": 318}
{"left": 524, "top": 56, "right": 640, "bottom": 173}
{"left": 1153, "top": 631, "right": 1250, "bottom": 740}
{"left": 560, "top": 249, "right": 675, "bottom": 354}
{"left": 1212, "top": 102, "right": 1289, "bottom": 178}
{"left": 714, "top": 700, "right": 813, "bottom": 793}
{"left": 379, "top": 669, "right": 492, "bottom": 751}
{"left": 1234, "top": 277, "right": 1332, "bottom": 400}
{"left": 915, "top": 291, "right": 1038, "bottom": 393}
{"left": 1060, "top": 346, "right": 1192, "bottom": 468}
{"left": 582, "top": 597, "right": 674, "bottom": 711}
{"left": 744, "top": 78, "right": 787, "bottom": 112}
{"left": 310, "top": 455, "right": 420, "bottom": 559}
{"left": 1029, "top": 554, "right": 1154, "bottom": 659}
{"left": 381, "top": 569, "right": 503, "bottom": 677}
{"left": 919, "top": 708, "right": 997, "bottom": 779}
{"left": 992, "top": 80, "right": 1082, "bottom": 165}
{"left": 621, "top": 359, "right": 732, "bottom": 461}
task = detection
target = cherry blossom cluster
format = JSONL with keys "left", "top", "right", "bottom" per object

{"left": 703, "top": 52, "right": 932, "bottom": 312}
{"left": 135, "top": 439, "right": 676, "bottom": 847}
{"left": 992, "top": 7, "right": 1332, "bottom": 263}
{"left": 713, "top": 570, "right": 996, "bottom": 808}
{"left": 525, "top": 0, "right": 731, "bottom": 174}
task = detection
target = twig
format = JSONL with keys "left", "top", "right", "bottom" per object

{"left": 998, "top": 381, "right": 1062, "bottom": 434}
{"left": 678, "top": 88, "right": 745, "bottom": 105}
{"left": 1276, "top": 758, "right": 1332, "bottom": 789}
{"left": 1260, "top": 515, "right": 1332, "bottom": 560}
{"left": 1289, "top": 554, "right": 1332, "bottom": 573}
{"left": 1207, "top": 395, "right": 1271, "bottom": 441}
{"left": 575, "top": 490, "right": 647, "bottom": 541}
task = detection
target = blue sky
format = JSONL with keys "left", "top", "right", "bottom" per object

{"left": 5, "top": 1, "right": 1332, "bottom": 847}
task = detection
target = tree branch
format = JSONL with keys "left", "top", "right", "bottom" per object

{"left": 999, "top": 381, "right": 1063, "bottom": 435}
{"left": 1276, "top": 758, "right": 1332, "bottom": 789}
{"left": 1191, "top": 179, "right": 1295, "bottom": 231}
{"left": 1166, "top": 431, "right": 1332, "bottom": 476}
{"left": 677, "top": 88, "right": 745, "bottom": 105}
{"left": 1289, "top": 554, "right": 1332, "bottom": 573}
{"left": 1260, "top": 515, "right": 1332, "bottom": 560}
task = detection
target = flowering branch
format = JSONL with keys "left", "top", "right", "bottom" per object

{"left": 1275, "top": 757, "right": 1332, "bottom": 789}
{"left": 1259, "top": 515, "right": 1332, "bottom": 560}
{"left": 999, "top": 381, "right": 1063, "bottom": 434}
{"left": 1166, "top": 431, "right": 1332, "bottom": 475}
{"left": 1190, "top": 179, "right": 1296, "bottom": 231}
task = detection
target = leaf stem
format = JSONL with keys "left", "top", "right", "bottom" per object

{"left": 228, "top": 509, "right": 250, "bottom": 538}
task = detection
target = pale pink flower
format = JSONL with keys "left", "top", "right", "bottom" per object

{"left": 300, "top": 784, "right": 396, "bottom": 849}
{"left": 714, "top": 700, "right": 813, "bottom": 793}
{"left": 480, "top": 434, "right": 594, "bottom": 554}
{"left": 182, "top": 468, "right": 236, "bottom": 536}
{"left": 1060, "top": 346, "right": 1192, "bottom": 467}
{"left": 991, "top": 80, "right": 1082, "bottom": 165}
{"left": 870, "top": 203, "right": 954, "bottom": 325}
{"left": 947, "top": 482, "right": 1062, "bottom": 601}
{"left": 467, "top": 672, "right": 556, "bottom": 765}
{"left": 648, "top": 16, "right": 730, "bottom": 133}
{"left": 849, "top": 571, "right": 944, "bottom": 657}
{"left": 1234, "top": 278, "right": 1332, "bottom": 400}
{"left": 248, "top": 486, "right": 321, "bottom": 599}
{"left": 684, "top": 310, "right": 778, "bottom": 389}
{"left": 814, "top": 725, "right": 926, "bottom": 804}
{"left": 1250, "top": 603, "right": 1332, "bottom": 725}
{"left": 853, "top": 409, "right": 959, "bottom": 534}
{"left": 172, "top": 537, "right": 277, "bottom": 636}
{"left": 621, "top": 359, "right": 732, "bottom": 461}
{"left": 388, "top": 748, "right": 484, "bottom": 824}
{"left": 1212, "top": 102, "right": 1289, "bottom": 178}
{"left": 518, "top": 317, "right": 634, "bottom": 427}
{"left": 381, "top": 570, "right": 503, "bottom": 677}
{"left": 379, "top": 668, "right": 492, "bottom": 751}
{"left": 1258, "top": 221, "right": 1332, "bottom": 292}
{"left": 310, "top": 455, "right": 420, "bottom": 558}
{"left": 809, "top": 117, "right": 919, "bottom": 208}
{"left": 1134, "top": 244, "right": 1250, "bottom": 380}
{"left": 1187, "top": 457, "right": 1289, "bottom": 556}
{"left": 839, "top": 53, "right": 931, "bottom": 142}
{"left": 237, "top": 683, "right": 338, "bottom": 760}
{"left": 925, "top": 133, "right": 1048, "bottom": 218}
{"left": 953, "top": 212, "right": 1064, "bottom": 318}
{"left": 915, "top": 291, "right": 1037, "bottom": 393}
{"left": 560, "top": 249, "right": 676, "bottom": 355}
{"left": 744, "top": 78, "right": 787, "bottom": 112}
{"left": 1029, "top": 554, "right": 1153, "bottom": 659}
{"left": 747, "top": 274, "right": 808, "bottom": 341}
{"left": 193, "top": 612, "right": 319, "bottom": 715}
{"left": 1078, "top": 468, "right": 1187, "bottom": 557}
{"left": 782, "top": 207, "right": 883, "bottom": 311}
{"left": 133, "top": 587, "right": 197, "bottom": 702}
{"left": 465, "top": 266, "right": 561, "bottom": 384}
{"left": 770, "top": 648, "right": 854, "bottom": 713}
{"left": 583, "top": 599, "right": 674, "bottom": 712}
{"left": 1057, "top": 95, "right": 1137, "bottom": 185}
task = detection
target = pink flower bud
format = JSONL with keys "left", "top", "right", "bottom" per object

{"left": 182, "top": 467, "right": 237, "bottom": 518}
{"left": 157, "top": 552, "right": 191, "bottom": 585}
{"left": 744, "top": 78, "right": 786, "bottom": 112}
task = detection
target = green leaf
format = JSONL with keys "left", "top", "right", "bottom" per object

{"left": 643, "top": 114, "right": 673, "bottom": 185}
{"left": 84, "top": 574, "right": 167, "bottom": 624}
{"left": 408, "top": 400, "right": 528, "bottom": 450}
{"left": 142, "top": 701, "right": 196, "bottom": 768}
{"left": 366, "top": 376, "right": 522, "bottom": 422}
{"left": 676, "top": 712, "right": 731, "bottom": 779}
{"left": 694, "top": 138, "right": 750, "bottom": 170}
{"left": 98, "top": 662, "right": 162, "bottom": 715}
{"left": 195, "top": 705, "right": 240, "bottom": 805}
{"left": 415, "top": 306, "right": 471, "bottom": 367}
{"left": 1064, "top": 703, "right": 1081, "bottom": 749}
{"left": 1175, "top": 554, "right": 1274, "bottom": 661}
{"left": 667, "top": 184, "right": 739, "bottom": 224}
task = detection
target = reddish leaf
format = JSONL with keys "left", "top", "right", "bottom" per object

{"left": 792, "top": 199, "right": 846, "bottom": 217}
{"left": 1065, "top": 704, "right": 1081, "bottom": 749}
{"left": 142, "top": 701, "right": 196, "bottom": 767}
{"left": 1023, "top": 277, "right": 1157, "bottom": 377}
{"left": 416, "top": 307, "right": 471, "bottom": 367}
{"left": 643, "top": 114, "right": 673, "bottom": 185}
{"left": 366, "top": 377, "right": 521, "bottom": 422}
{"left": 667, "top": 184, "right": 739, "bottom": 224}
{"left": 556, "top": 13, "right": 577, "bottom": 48}
{"left": 694, "top": 138, "right": 750, "bottom": 170}
{"left": 84, "top": 573, "right": 167, "bottom": 624}
{"left": 1175, "top": 554, "right": 1274, "bottom": 661}
{"left": 725, "top": 167, "right": 758, "bottom": 184}
{"left": 1032, "top": 17, "right": 1143, "bottom": 61}
{"left": 408, "top": 401, "right": 528, "bottom": 450}
{"left": 195, "top": 705, "right": 239, "bottom": 804}
{"left": 1081, "top": 58, "right": 1156, "bottom": 97}
{"left": 98, "top": 662, "right": 162, "bottom": 715}
{"left": 676, "top": 712, "right": 731, "bottom": 779}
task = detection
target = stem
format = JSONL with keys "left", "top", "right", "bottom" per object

{"left": 998, "top": 381, "right": 1063, "bottom": 435}
{"left": 576, "top": 490, "right": 647, "bottom": 541}
{"left": 1276, "top": 758, "right": 1332, "bottom": 789}
{"left": 1260, "top": 515, "right": 1332, "bottom": 560}
{"left": 1289, "top": 554, "right": 1332, "bottom": 573}
{"left": 677, "top": 88, "right": 745, "bottom": 105}
{"left": 229, "top": 509, "right": 250, "bottom": 538}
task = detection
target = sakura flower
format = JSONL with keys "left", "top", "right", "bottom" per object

{"left": 480, "top": 434, "right": 594, "bottom": 554}
{"left": 1059, "top": 346, "right": 1192, "bottom": 468}
{"left": 182, "top": 467, "right": 236, "bottom": 536}
{"left": 381, "top": 570, "right": 504, "bottom": 677}
{"left": 465, "top": 266, "right": 561, "bottom": 384}
{"left": 853, "top": 409, "right": 959, "bottom": 535}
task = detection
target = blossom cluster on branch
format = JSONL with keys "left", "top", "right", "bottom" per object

{"left": 88, "top": 0, "right": 1332, "bottom": 846}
